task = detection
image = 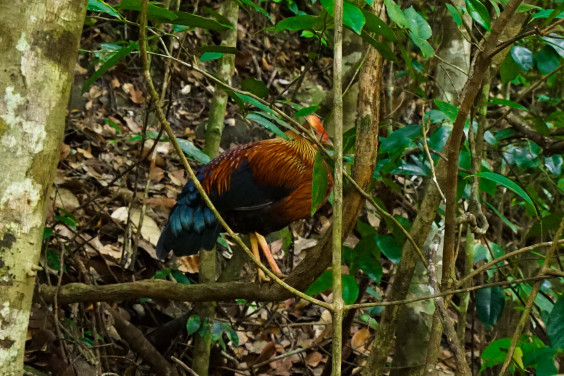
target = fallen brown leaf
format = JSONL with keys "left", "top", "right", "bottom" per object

{"left": 305, "top": 351, "right": 323, "bottom": 367}
{"left": 351, "top": 328, "right": 371, "bottom": 350}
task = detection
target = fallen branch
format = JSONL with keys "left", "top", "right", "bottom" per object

{"left": 108, "top": 307, "right": 179, "bottom": 376}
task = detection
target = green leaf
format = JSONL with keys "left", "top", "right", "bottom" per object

{"left": 476, "top": 287, "right": 506, "bottom": 328}
{"left": 428, "top": 124, "right": 452, "bottom": 151}
{"left": 532, "top": 9, "right": 564, "bottom": 20}
{"left": 246, "top": 113, "right": 288, "bottom": 139}
{"left": 359, "top": 31, "right": 397, "bottom": 61}
{"left": 55, "top": 213, "right": 78, "bottom": 229}
{"left": 545, "top": 155, "right": 563, "bottom": 176}
{"left": 239, "top": 0, "right": 272, "bottom": 22}
{"left": 354, "top": 235, "right": 380, "bottom": 258}
{"left": 434, "top": 100, "right": 459, "bottom": 121}
{"left": 409, "top": 32, "right": 434, "bottom": 59}
{"left": 83, "top": 41, "right": 138, "bottom": 92}
{"left": 535, "top": 46, "right": 560, "bottom": 74}
{"left": 200, "top": 52, "right": 223, "bottom": 61}
{"left": 241, "top": 77, "right": 269, "bottom": 98}
{"left": 221, "top": 323, "right": 239, "bottom": 346}
{"left": 186, "top": 315, "right": 201, "bottom": 335}
{"left": 374, "top": 234, "right": 402, "bottom": 263}
{"left": 170, "top": 270, "right": 191, "bottom": 284}
{"left": 465, "top": 0, "right": 491, "bottom": 31}
{"left": 476, "top": 171, "right": 535, "bottom": 207}
{"left": 46, "top": 249, "right": 65, "bottom": 272}
{"left": 342, "top": 274, "right": 359, "bottom": 304}
{"left": 343, "top": 2, "right": 366, "bottom": 35}
{"left": 488, "top": 98, "right": 528, "bottom": 111}
{"left": 321, "top": 0, "right": 366, "bottom": 35}
{"left": 500, "top": 53, "right": 521, "bottom": 83}
{"left": 311, "top": 150, "right": 330, "bottom": 215}
{"left": 523, "top": 345, "right": 558, "bottom": 376}
{"left": 203, "top": 7, "right": 235, "bottom": 29}
{"left": 253, "top": 111, "right": 297, "bottom": 133}
{"left": 88, "top": 0, "right": 120, "bottom": 17}
{"left": 446, "top": 3, "right": 462, "bottom": 26}
{"left": 513, "top": 347, "right": 525, "bottom": 370}
{"left": 511, "top": 46, "right": 534, "bottom": 71}
{"left": 384, "top": 0, "right": 409, "bottom": 28}
{"left": 232, "top": 92, "right": 273, "bottom": 113}
{"left": 357, "top": 253, "right": 383, "bottom": 282}
{"left": 306, "top": 269, "right": 333, "bottom": 295}
{"left": 211, "top": 321, "right": 223, "bottom": 342}
{"left": 343, "top": 126, "right": 356, "bottom": 153}
{"left": 404, "top": 7, "right": 431, "bottom": 40}
{"left": 546, "top": 294, "right": 564, "bottom": 350}
{"left": 275, "top": 15, "right": 319, "bottom": 31}
{"left": 380, "top": 124, "right": 421, "bottom": 153}
{"left": 172, "top": 11, "right": 230, "bottom": 31}
{"left": 152, "top": 268, "right": 170, "bottom": 279}
{"left": 362, "top": 10, "right": 397, "bottom": 41}
{"left": 485, "top": 202, "right": 518, "bottom": 234}
{"left": 481, "top": 337, "right": 512, "bottom": 371}
{"left": 175, "top": 138, "right": 211, "bottom": 164}
{"left": 543, "top": 34, "right": 564, "bottom": 58}
{"left": 118, "top": 0, "right": 176, "bottom": 22}
{"left": 43, "top": 227, "right": 53, "bottom": 239}
{"left": 356, "top": 220, "right": 377, "bottom": 238}
{"left": 295, "top": 105, "right": 320, "bottom": 117}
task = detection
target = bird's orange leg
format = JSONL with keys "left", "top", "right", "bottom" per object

{"left": 255, "top": 233, "right": 286, "bottom": 278}
{"left": 250, "top": 232, "right": 268, "bottom": 282}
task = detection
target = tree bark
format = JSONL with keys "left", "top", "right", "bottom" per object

{"left": 203, "top": 0, "right": 239, "bottom": 158}
{"left": 0, "top": 1, "right": 86, "bottom": 374}
{"left": 195, "top": 2, "right": 239, "bottom": 373}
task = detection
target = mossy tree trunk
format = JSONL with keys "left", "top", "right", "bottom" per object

{"left": 203, "top": 0, "right": 239, "bottom": 158}
{"left": 193, "top": 1, "right": 239, "bottom": 375}
{"left": 0, "top": 1, "right": 86, "bottom": 374}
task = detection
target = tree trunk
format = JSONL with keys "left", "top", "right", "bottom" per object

{"left": 0, "top": 1, "right": 86, "bottom": 374}
{"left": 194, "top": 1, "right": 239, "bottom": 375}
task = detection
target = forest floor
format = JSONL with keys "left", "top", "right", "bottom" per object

{"left": 26, "top": 3, "right": 463, "bottom": 376}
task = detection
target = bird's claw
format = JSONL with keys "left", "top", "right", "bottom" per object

{"left": 256, "top": 269, "right": 287, "bottom": 283}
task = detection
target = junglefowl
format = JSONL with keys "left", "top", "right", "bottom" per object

{"left": 156, "top": 115, "right": 333, "bottom": 280}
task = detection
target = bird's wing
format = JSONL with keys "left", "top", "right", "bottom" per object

{"left": 209, "top": 158, "right": 295, "bottom": 211}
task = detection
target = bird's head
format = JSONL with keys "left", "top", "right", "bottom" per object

{"left": 306, "top": 115, "right": 333, "bottom": 147}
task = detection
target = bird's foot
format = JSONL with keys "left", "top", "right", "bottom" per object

{"left": 256, "top": 269, "right": 287, "bottom": 283}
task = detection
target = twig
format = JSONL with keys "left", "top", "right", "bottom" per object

{"left": 458, "top": 239, "right": 564, "bottom": 287}
{"left": 486, "top": 64, "right": 564, "bottom": 131}
{"left": 499, "top": 217, "right": 564, "bottom": 376}
{"left": 331, "top": 0, "right": 345, "bottom": 372}
{"left": 426, "top": 236, "right": 472, "bottom": 376}
{"left": 170, "top": 357, "right": 199, "bottom": 376}
{"left": 421, "top": 114, "right": 445, "bottom": 202}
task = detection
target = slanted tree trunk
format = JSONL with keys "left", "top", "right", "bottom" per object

{"left": 391, "top": 4, "right": 471, "bottom": 375}
{"left": 0, "top": 1, "right": 86, "bottom": 374}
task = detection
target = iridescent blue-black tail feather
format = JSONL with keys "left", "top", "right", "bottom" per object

{"left": 156, "top": 179, "right": 220, "bottom": 259}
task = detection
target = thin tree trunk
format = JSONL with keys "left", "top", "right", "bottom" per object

{"left": 421, "top": 4, "right": 472, "bottom": 374}
{"left": 0, "top": 1, "right": 86, "bottom": 374}
{"left": 203, "top": 0, "right": 239, "bottom": 158}
{"left": 194, "top": 2, "right": 239, "bottom": 375}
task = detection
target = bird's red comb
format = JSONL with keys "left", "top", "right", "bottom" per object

{"left": 306, "top": 115, "right": 323, "bottom": 134}
{"left": 306, "top": 115, "right": 332, "bottom": 146}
